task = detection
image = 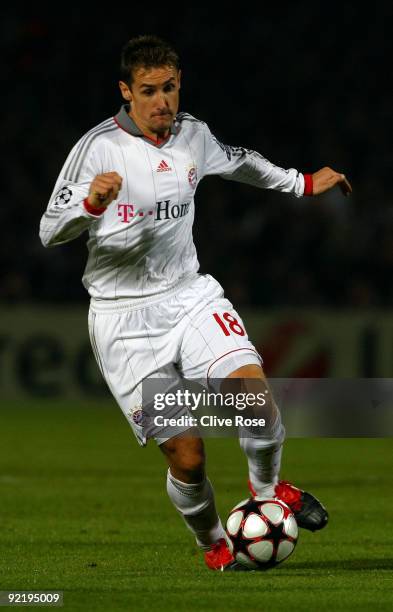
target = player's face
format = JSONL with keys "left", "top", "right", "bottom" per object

{"left": 119, "top": 65, "right": 181, "bottom": 137}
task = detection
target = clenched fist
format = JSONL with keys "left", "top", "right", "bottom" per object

{"left": 87, "top": 172, "right": 123, "bottom": 208}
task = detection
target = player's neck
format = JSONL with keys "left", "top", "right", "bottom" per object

{"left": 129, "top": 110, "right": 170, "bottom": 144}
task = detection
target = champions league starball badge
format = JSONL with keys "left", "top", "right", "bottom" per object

{"left": 54, "top": 187, "right": 73, "bottom": 206}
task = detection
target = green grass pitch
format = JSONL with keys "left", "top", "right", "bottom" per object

{"left": 1, "top": 401, "right": 392, "bottom": 611}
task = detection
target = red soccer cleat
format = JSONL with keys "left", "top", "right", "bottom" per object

{"left": 204, "top": 538, "right": 235, "bottom": 571}
{"left": 248, "top": 479, "right": 329, "bottom": 532}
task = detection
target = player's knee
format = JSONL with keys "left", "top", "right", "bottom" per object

{"left": 226, "top": 363, "right": 264, "bottom": 379}
{"left": 160, "top": 436, "right": 205, "bottom": 482}
{"left": 221, "top": 369, "right": 280, "bottom": 435}
{"left": 223, "top": 372, "right": 278, "bottom": 416}
{"left": 177, "top": 453, "right": 205, "bottom": 480}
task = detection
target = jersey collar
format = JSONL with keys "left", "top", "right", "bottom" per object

{"left": 114, "top": 104, "right": 178, "bottom": 146}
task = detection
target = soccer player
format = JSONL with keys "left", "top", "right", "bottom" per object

{"left": 39, "top": 35, "right": 352, "bottom": 571}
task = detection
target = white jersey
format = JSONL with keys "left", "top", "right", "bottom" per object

{"left": 40, "top": 105, "right": 305, "bottom": 300}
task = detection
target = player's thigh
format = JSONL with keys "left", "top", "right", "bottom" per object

{"left": 177, "top": 275, "right": 262, "bottom": 381}
{"left": 88, "top": 307, "right": 186, "bottom": 446}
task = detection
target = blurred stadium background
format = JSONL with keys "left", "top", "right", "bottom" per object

{"left": 0, "top": 2, "right": 393, "bottom": 394}
{"left": 1, "top": 5, "right": 393, "bottom": 393}
{"left": 1, "top": 6, "right": 393, "bottom": 610}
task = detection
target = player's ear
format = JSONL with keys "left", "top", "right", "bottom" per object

{"left": 177, "top": 69, "right": 182, "bottom": 89}
{"left": 119, "top": 80, "right": 132, "bottom": 102}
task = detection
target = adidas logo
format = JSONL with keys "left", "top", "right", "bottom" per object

{"left": 157, "top": 160, "right": 172, "bottom": 172}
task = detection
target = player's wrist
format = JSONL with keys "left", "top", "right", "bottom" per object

{"left": 83, "top": 197, "right": 107, "bottom": 216}
{"left": 303, "top": 173, "right": 313, "bottom": 196}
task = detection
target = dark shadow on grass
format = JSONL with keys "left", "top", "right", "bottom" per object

{"left": 282, "top": 558, "right": 393, "bottom": 571}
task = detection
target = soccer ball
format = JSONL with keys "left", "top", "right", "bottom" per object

{"left": 225, "top": 497, "right": 298, "bottom": 570}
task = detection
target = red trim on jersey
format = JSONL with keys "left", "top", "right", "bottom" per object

{"left": 113, "top": 115, "right": 170, "bottom": 145}
{"left": 113, "top": 116, "right": 126, "bottom": 132}
{"left": 206, "top": 347, "right": 263, "bottom": 380}
{"left": 143, "top": 132, "right": 170, "bottom": 145}
{"left": 83, "top": 198, "right": 106, "bottom": 216}
{"left": 303, "top": 173, "right": 313, "bottom": 196}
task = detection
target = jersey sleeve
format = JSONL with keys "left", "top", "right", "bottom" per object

{"left": 202, "top": 123, "right": 305, "bottom": 197}
{"left": 39, "top": 141, "right": 104, "bottom": 248}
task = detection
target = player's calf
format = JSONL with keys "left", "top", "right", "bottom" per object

{"left": 161, "top": 435, "right": 228, "bottom": 550}
{"left": 160, "top": 435, "right": 205, "bottom": 483}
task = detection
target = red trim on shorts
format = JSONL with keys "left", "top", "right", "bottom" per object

{"left": 206, "top": 347, "right": 262, "bottom": 381}
{"left": 303, "top": 173, "right": 313, "bottom": 196}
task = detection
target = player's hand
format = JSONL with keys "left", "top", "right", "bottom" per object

{"left": 87, "top": 172, "right": 123, "bottom": 208}
{"left": 312, "top": 167, "right": 352, "bottom": 197}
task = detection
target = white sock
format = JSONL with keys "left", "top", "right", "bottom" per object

{"left": 166, "top": 469, "right": 226, "bottom": 549}
{"left": 239, "top": 418, "right": 286, "bottom": 498}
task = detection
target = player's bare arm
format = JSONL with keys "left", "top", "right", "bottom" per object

{"left": 312, "top": 166, "right": 352, "bottom": 196}
{"left": 87, "top": 171, "right": 123, "bottom": 208}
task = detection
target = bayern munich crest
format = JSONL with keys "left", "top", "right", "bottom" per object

{"left": 54, "top": 186, "right": 73, "bottom": 206}
{"left": 188, "top": 166, "right": 197, "bottom": 188}
{"left": 131, "top": 408, "right": 144, "bottom": 425}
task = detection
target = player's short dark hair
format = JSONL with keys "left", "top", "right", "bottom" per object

{"left": 120, "top": 35, "right": 180, "bottom": 86}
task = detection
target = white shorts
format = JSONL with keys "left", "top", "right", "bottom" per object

{"left": 88, "top": 273, "right": 262, "bottom": 446}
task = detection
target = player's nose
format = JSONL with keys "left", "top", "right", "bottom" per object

{"left": 154, "top": 104, "right": 171, "bottom": 116}
{"left": 156, "top": 90, "right": 169, "bottom": 106}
